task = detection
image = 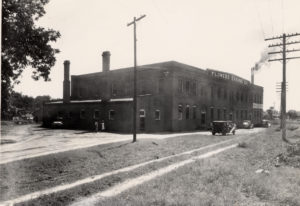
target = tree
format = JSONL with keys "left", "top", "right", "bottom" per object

{"left": 287, "top": 110, "right": 297, "bottom": 120}
{"left": 1, "top": 0, "right": 60, "bottom": 118}
{"left": 10, "top": 91, "right": 34, "bottom": 111}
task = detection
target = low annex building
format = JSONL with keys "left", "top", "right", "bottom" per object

{"left": 43, "top": 51, "right": 263, "bottom": 132}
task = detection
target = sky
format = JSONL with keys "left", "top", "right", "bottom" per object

{"left": 14, "top": 0, "right": 300, "bottom": 111}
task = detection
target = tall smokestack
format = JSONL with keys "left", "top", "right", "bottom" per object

{"left": 102, "top": 51, "right": 111, "bottom": 72}
{"left": 63, "top": 60, "right": 70, "bottom": 103}
{"left": 251, "top": 67, "right": 254, "bottom": 84}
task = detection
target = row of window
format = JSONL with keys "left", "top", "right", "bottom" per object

{"left": 177, "top": 79, "right": 263, "bottom": 104}
{"left": 58, "top": 109, "right": 161, "bottom": 121}
{"left": 177, "top": 104, "right": 260, "bottom": 121}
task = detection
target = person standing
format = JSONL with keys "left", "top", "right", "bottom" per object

{"left": 95, "top": 121, "right": 99, "bottom": 132}
{"left": 100, "top": 120, "right": 105, "bottom": 131}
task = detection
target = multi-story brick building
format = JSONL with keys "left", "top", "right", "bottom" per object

{"left": 43, "top": 51, "right": 263, "bottom": 132}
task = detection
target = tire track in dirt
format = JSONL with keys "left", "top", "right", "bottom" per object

{"left": 0, "top": 138, "right": 237, "bottom": 206}
{"left": 71, "top": 144, "right": 238, "bottom": 206}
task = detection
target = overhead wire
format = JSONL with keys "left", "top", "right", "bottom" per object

{"left": 281, "top": 0, "right": 285, "bottom": 34}
{"left": 268, "top": 0, "right": 274, "bottom": 36}
{"left": 253, "top": 0, "right": 266, "bottom": 39}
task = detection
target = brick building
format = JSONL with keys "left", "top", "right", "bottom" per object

{"left": 43, "top": 51, "right": 263, "bottom": 132}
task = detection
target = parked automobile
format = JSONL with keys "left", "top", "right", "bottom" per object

{"left": 211, "top": 121, "right": 236, "bottom": 135}
{"left": 12, "top": 116, "right": 27, "bottom": 124}
{"left": 51, "top": 117, "right": 63, "bottom": 128}
{"left": 242, "top": 120, "right": 254, "bottom": 129}
{"left": 262, "top": 119, "right": 271, "bottom": 128}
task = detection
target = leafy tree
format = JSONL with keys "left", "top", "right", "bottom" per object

{"left": 1, "top": 0, "right": 60, "bottom": 118}
{"left": 287, "top": 110, "right": 297, "bottom": 120}
{"left": 10, "top": 91, "right": 34, "bottom": 111}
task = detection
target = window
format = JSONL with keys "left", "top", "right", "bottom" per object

{"left": 211, "top": 87, "right": 214, "bottom": 99}
{"left": 111, "top": 83, "right": 117, "bottom": 96}
{"left": 236, "top": 92, "right": 239, "bottom": 101}
{"left": 178, "top": 105, "right": 183, "bottom": 120}
{"left": 224, "top": 109, "right": 227, "bottom": 120}
{"left": 192, "top": 106, "right": 197, "bottom": 119}
{"left": 224, "top": 89, "right": 227, "bottom": 99}
{"left": 217, "top": 109, "right": 221, "bottom": 120}
{"left": 210, "top": 108, "right": 214, "bottom": 121}
{"left": 230, "top": 91, "right": 234, "bottom": 101}
{"left": 185, "top": 81, "right": 190, "bottom": 93}
{"left": 94, "top": 110, "right": 100, "bottom": 119}
{"left": 201, "top": 112, "right": 206, "bottom": 124}
{"left": 159, "top": 79, "right": 164, "bottom": 93}
{"left": 191, "top": 82, "right": 196, "bottom": 96}
{"left": 200, "top": 87, "right": 204, "bottom": 96}
{"left": 68, "top": 111, "right": 73, "bottom": 119}
{"left": 109, "top": 110, "right": 115, "bottom": 120}
{"left": 186, "top": 105, "right": 190, "bottom": 119}
{"left": 178, "top": 79, "right": 184, "bottom": 93}
{"left": 139, "top": 109, "right": 146, "bottom": 117}
{"left": 229, "top": 113, "right": 233, "bottom": 121}
{"left": 236, "top": 110, "right": 239, "bottom": 121}
{"left": 58, "top": 111, "right": 63, "bottom": 118}
{"left": 80, "top": 109, "right": 86, "bottom": 119}
{"left": 155, "top": 110, "right": 160, "bottom": 120}
{"left": 217, "top": 88, "right": 221, "bottom": 99}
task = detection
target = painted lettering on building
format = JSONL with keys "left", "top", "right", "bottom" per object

{"left": 207, "top": 69, "right": 250, "bottom": 85}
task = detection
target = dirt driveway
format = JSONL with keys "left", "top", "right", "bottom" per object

{"left": 0, "top": 123, "right": 264, "bottom": 164}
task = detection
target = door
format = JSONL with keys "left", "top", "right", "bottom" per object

{"left": 139, "top": 109, "right": 146, "bottom": 131}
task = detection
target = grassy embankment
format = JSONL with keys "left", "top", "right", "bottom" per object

{"left": 98, "top": 121, "right": 300, "bottom": 206}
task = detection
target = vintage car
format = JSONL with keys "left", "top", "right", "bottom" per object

{"left": 262, "top": 119, "right": 271, "bottom": 128}
{"left": 211, "top": 121, "right": 236, "bottom": 135}
{"left": 242, "top": 120, "right": 254, "bottom": 129}
{"left": 51, "top": 117, "right": 64, "bottom": 128}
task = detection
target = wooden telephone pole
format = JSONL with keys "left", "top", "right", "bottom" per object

{"left": 265, "top": 33, "right": 300, "bottom": 142}
{"left": 127, "top": 15, "right": 146, "bottom": 142}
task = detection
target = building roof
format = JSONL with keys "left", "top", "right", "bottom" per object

{"left": 71, "top": 60, "right": 262, "bottom": 88}
{"left": 72, "top": 61, "right": 206, "bottom": 78}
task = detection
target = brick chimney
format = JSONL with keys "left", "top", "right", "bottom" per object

{"left": 63, "top": 60, "right": 70, "bottom": 103}
{"left": 102, "top": 51, "right": 110, "bottom": 72}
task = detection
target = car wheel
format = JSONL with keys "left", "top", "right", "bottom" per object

{"left": 212, "top": 132, "right": 216, "bottom": 135}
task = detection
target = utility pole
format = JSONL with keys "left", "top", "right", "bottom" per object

{"left": 127, "top": 15, "right": 146, "bottom": 143}
{"left": 265, "top": 33, "right": 300, "bottom": 142}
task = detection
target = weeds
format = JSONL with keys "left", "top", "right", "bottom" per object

{"left": 288, "top": 126, "right": 299, "bottom": 131}
{"left": 237, "top": 142, "right": 247, "bottom": 148}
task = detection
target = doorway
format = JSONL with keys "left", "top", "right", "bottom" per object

{"left": 139, "top": 109, "right": 146, "bottom": 131}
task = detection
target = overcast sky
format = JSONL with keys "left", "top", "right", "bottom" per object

{"left": 14, "top": 0, "right": 300, "bottom": 111}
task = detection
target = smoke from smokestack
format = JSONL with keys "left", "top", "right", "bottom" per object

{"left": 253, "top": 48, "right": 271, "bottom": 71}
{"left": 251, "top": 48, "right": 275, "bottom": 84}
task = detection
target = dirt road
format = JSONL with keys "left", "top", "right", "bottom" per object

{"left": 0, "top": 124, "right": 264, "bottom": 164}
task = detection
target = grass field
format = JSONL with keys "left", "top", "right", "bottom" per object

{"left": 1, "top": 121, "right": 300, "bottom": 206}
{"left": 98, "top": 122, "right": 300, "bottom": 206}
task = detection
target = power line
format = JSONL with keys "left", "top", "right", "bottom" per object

{"left": 281, "top": 0, "right": 285, "bottom": 33}
{"left": 253, "top": 1, "right": 266, "bottom": 39}
{"left": 265, "top": 32, "right": 300, "bottom": 142}
{"left": 268, "top": 0, "right": 274, "bottom": 35}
